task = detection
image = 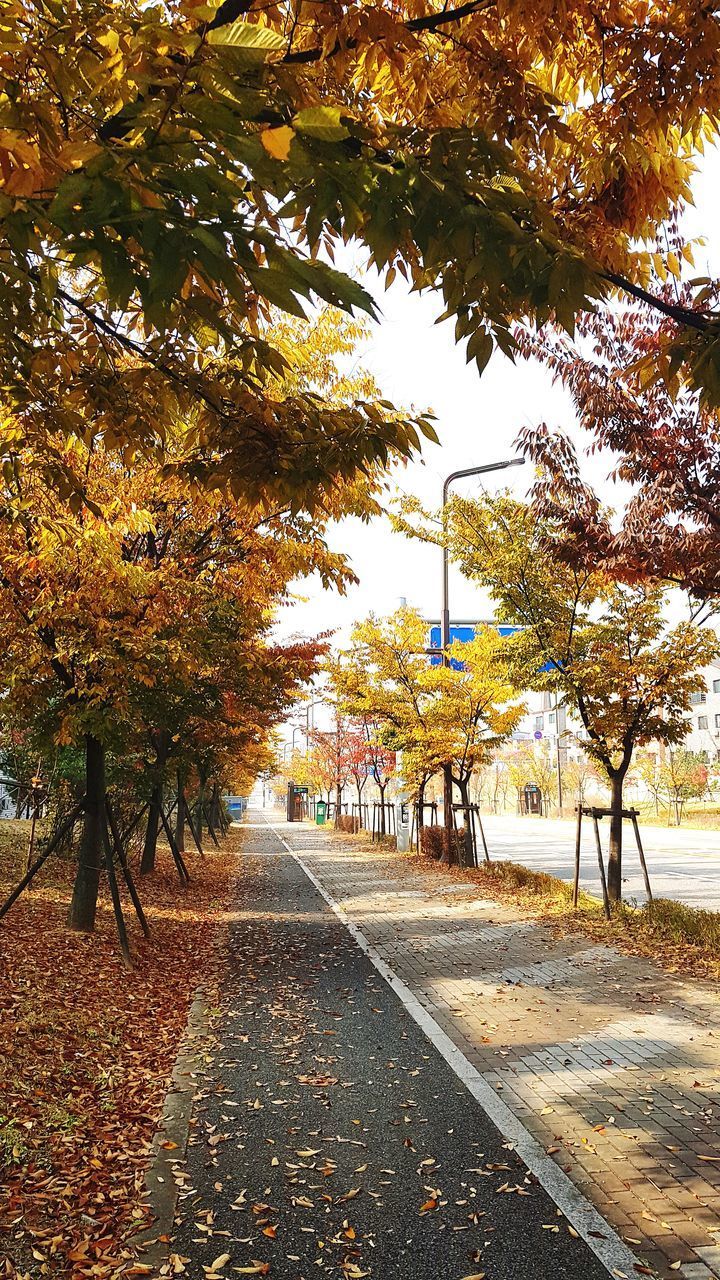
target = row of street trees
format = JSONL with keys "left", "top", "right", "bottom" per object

{"left": 308, "top": 482, "right": 715, "bottom": 899}
{"left": 4, "top": 1, "right": 720, "bottom": 924}
{"left": 477, "top": 746, "right": 713, "bottom": 827}
{"left": 0, "top": 310, "right": 412, "bottom": 936}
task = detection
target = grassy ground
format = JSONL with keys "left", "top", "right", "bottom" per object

{"left": 323, "top": 823, "right": 720, "bottom": 984}
{"left": 0, "top": 816, "right": 240, "bottom": 1279}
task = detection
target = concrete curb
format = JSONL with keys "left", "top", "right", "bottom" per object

{"left": 130, "top": 988, "right": 210, "bottom": 1271}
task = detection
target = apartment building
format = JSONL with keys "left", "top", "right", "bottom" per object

{"left": 515, "top": 661, "right": 720, "bottom": 764}
{"left": 683, "top": 661, "right": 720, "bottom": 758}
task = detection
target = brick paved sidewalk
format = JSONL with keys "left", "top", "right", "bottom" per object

{"left": 271, "top": 813, "right": 720, "bottom": 1280}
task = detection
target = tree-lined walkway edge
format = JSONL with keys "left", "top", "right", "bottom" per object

{"left": 262, "top": 814, "right": 645, "bottom": 1280}
{"left": 267, "top": 812, "right": 720, "bottom": 1280}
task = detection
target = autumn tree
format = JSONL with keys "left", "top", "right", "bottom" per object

{"left": 503, "top": 745, "right": 556, "bottom": 815}
{"left": 434, "top": 631, "right": 523, "bottom": 847}
{"left": 426, "top": 493, "right": 717, "bottom": 898}
{"left": 659, "top": 749, "right": 709, "bottom": 825}
{"left": 5, "top": 0, "right": 720, "bottom": 529}
{"left": 514, "top": 262, "right": 720, "bottom": 605}
{"left": 334, "top": 609, "right": 520, "bottom": 855}
{"left": 333, "top": 609, "right": 442, "bottom": 823}
{"left": 563, "top": 756, "right": 604, "bottom": 809}
{"left": 344, "top": 728, "right": 372, "bottom": 820}
{"left": 306, "top": 722, "right": 354, "bottom": 821}
{"left": 0, "top": 437, "right": 333, "bottom": 928}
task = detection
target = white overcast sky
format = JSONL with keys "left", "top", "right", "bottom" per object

{"left": 275, "top": 149, "right": 720, "bottom": 678}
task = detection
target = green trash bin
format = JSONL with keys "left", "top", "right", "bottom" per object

{"left": 316, "top": 800, "right": 327, "bottom": 826}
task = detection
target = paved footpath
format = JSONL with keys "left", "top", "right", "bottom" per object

{"left": 261, "top": 812, "right": 720, "bottom": 1280}
{"left": 160, "top": 815, "right": 621, "bottom": 1280}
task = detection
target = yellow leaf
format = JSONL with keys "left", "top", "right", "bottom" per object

{"left": 97, "top": 29, "right": 119, "bottom": 54}
{"left": 260, "top": 127, "right": 295, "bottom": 161}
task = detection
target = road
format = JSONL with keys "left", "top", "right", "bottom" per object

{"left": 165, "top": 815, "right": 614, "bottom": 1280}
{"left": 478, "top": 813, "right": 720, "bottom": 909}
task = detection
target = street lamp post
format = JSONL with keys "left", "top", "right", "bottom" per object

{"left": 304, "top": 699, "right": 324, "bottom": 755}
{"left": 441, "top": 457, "right": 526, "bottom": 855}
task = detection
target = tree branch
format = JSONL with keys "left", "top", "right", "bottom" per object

{"left": 602, "top": 269, "right": 711, "bottom": 333}
{"left": 281, "top": 0, "right": 495, "bottom": 64}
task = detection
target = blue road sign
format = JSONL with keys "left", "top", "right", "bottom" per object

{"left": 427, "top": 622, "right": 554, "bottom": 673}
{"left": 428, "top": 623, "right": 520, "bottom": 670}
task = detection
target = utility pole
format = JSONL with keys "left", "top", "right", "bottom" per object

{"left": 441, "top": 458, "right": 525, "bottom": 860}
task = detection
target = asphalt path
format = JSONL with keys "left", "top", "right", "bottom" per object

{"left": 479, "top": 813, "right": 720, "bottom": 909}
{"left": 168, "top": 817, "right": 612, "bottom": 1280}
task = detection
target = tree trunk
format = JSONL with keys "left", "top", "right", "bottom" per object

{"left": 607, "top": 773, "right": 624, "bottom": 902}
{"left": 210, "top": 783, "right": 221, "bottom": 831}
{"left": 417, "top": 779, "right": 425, "bottom": 834}
{"left": 356, "top": 781, "right": 365, "bottom": 829}
{"left": 140, "top": 782, "right": 163, "bottom": 875}
{"left": 196, "top": 769, "right": 207, "bottom": 845}
{"left": 378, "top": 783, "right": 387, "bottom": 835}
{"left": 442, "top": 764, "right": 454, "bottom": 863}
{"left": 175, "top": 771, "right": 186, "bottom": 854}
{"left": 334, "top": 777, "right": 342, "bottom": 828}
{"left": 458, "top": 777, "right": 473, "bottom": 867}
{"left": 67, "top": 735, "right": 106, "bottom": 932}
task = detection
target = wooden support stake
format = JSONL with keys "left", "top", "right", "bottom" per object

{"left": 182, "top": 792, "right": 204, "bottom": 858}
{"left": 101, "top": 814, "right": 133, "bottom": 968}
{"left": 591, "top": 811, "right": 612, "bottom": 921}
{"left": 476, "top": 808, "right": 490, "bottom": 864}
{"left": 573, "top": 805, "right": 583, "bottom": 908}
{"left": 120, "top": 802, "right": 149, "bottom": 850}
{"left": 467, "top": 807, "right": 478, "bottom": 868}
{"left": 0, "top": 801, "right": 85, "bottom": 923}
{"left": 105, "top": 800, "right": 151, "bottom": 939}
{"left": 159, "top": 805, "right": 191, "bottom": 884}
{"left": 202, "top": 803, "right": 220, "bottom": 848}
{"left": 25, "top": 794, "right": 40, "bottom": 876}
{"left": 630, "top": 812, "right": 653, "bottom": 902}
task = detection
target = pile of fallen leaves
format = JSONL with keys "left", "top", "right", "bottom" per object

{"left": 0, "top": 819, "right": 241, "bottom": 1278}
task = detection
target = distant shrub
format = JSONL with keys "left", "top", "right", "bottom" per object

{"left": 336, "top": 815, "right": 360, "bottom": 834}
{"left": 478, "top": 860, "right": 574, "bottom": 901}
{"left": 420, "top": 825, "right": 465, "bottom": 862}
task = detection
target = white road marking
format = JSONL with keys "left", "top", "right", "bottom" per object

{"left": 263, "top": 814, "right": 648, "bottom": 1280}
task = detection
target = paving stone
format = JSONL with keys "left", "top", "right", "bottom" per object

{"left": 280, "top": 818, "right": 720, "bottom": 1280}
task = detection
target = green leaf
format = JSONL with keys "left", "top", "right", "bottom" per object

{"left": 293, "top": 106, "right": 350, "bottom": 143}
{"left": 207, "top": 21, "right": 285, "bottom": 58}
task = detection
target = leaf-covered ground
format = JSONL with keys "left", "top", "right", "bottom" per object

{"left": 0, "top": 819, "right": 239, "bottom": 1279}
